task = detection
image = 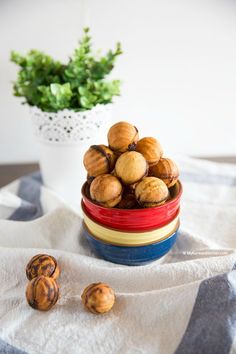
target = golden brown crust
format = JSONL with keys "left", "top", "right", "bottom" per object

{"left": 136, "top": 137, "right": 163, "bottom": 166}
{"left": 26, "top": 276, "right": 59, "bottom": 311}
{"left": 26, "top": 254, "right": 60, "bottom": 280}
{"left": 149, "top": 158, "right": 179, "bottom": 187}
{"left": 135, "top": 177, "right": 169, "bottom": 207}
{"left": 115, "top": 151, "right": 148, "bottom": 185}
{"left": 83, "top": 145, "right": 117, "bottom": 177}
{"left": 90, "top": 174, "right": 123, "bottom": 208}
{"left": 107, "top": 122, "right": 139, "bottom": 153}
{"left": 81, "top": 282, "right": 115, "bottom": 314}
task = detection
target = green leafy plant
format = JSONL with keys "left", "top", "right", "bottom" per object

{"left": 11, "top": 28, "right": 122, "bottom": 112}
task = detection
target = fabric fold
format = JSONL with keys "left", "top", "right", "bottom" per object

{"left": 0, "top": 156, "right": 236, "bottom": 354}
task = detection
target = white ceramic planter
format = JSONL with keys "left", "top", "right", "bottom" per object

{"left": 30, "top": 104, "right": 112, "bottom": 207}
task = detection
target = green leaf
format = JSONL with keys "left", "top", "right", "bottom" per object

{"left": 10, "top": 28, "right": 122, "bottom": 112}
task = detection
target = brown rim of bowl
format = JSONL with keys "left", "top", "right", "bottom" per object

{"left": 83, "top": 219, "right": 180, "bottom": 247}
{"left": 81, "top": 180, "right": 182, "bottom": 212}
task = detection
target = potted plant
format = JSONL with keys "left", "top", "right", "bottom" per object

{"left": 11, "top": 28, "right": 122, "bottom": 206}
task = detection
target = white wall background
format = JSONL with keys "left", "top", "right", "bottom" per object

{"left": 1, "top": 0, "right": 236, "bottom": 163}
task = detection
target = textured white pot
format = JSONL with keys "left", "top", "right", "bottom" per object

{"left": 30, "top": 104, "right": 112, "bottom": 206}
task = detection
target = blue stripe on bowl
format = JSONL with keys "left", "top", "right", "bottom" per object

{"left": 83, "top": 227, "right": 179, "bottom": 266}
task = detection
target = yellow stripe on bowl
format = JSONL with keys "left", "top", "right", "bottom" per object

{"left": 83, "top": 211, "right": 180, "bottom": 246}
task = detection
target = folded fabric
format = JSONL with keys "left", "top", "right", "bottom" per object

{"left": 0, "top": 156, "right": 236, "bottom": 354}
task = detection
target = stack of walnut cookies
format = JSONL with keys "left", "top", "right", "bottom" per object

{"left": 83, "top": 121, "right": 179, "bottom": 209}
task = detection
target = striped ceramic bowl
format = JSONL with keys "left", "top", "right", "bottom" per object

{"left": 82, "top": 202, "right": 180, "bottom": 246}
{"left": 82, "top": 225, "right": 179, "bottom": 266}
{"left": 82, "top": 180, "right": 182, "bottom": 232}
